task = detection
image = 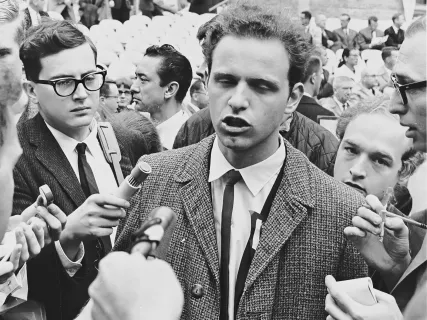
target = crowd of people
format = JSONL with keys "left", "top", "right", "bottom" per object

{"left": 0, "top": 0, "right": 426, "bottom": 319}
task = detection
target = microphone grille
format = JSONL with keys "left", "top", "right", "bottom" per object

{"left": 128, "top": 161, "right": 152, "bottom": 187}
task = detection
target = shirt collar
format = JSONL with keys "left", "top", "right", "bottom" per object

{"left": 188, "top": 102, "right": 200, "bottom": 113}
{"left": 303, "top": 92, "right": 313, "bottom": 98}
{"left": 333, "top": 95, "right": 344, "bottom": 108}
{"left": 208, "top": 136, "right": 286, "bottom": 197}
{"left": 156, "top": 110, "right": 185, "bottom": 131}
{"left": 45, "top": 119, "right": 98, "bottom": 156}
{"left": 392, "top": 25, "right": 399, "bottom": 34}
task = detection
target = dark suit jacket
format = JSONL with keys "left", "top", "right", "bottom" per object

{"left": 22, "top": 7, "right": 49, "bottom": 30}
{"left": 12, "top": 113, "right": 133, "bottom": 320}
{"left": 333, "top": 28, "right": 359, "bottom": 50}
{"left": 172, "top": 108, "right": 339, "bottom": 174}
{"left": 321, "top": 29, "right": 342, "bottom": 52}
{"left": 189, "top": 0, "right": 222, "bottom": 14}
{"left": 115, "top": 135, "right": 367, "bottom": 319}
{"left": 357, "top": 27, "right": 385, "bottom": 51}
{"left": 318, "top": 68, "right": 334, "bottom": 99}
{"left": 384, "top": 26, "right": 405, "bottom": 48}
{"left": 296, "top": 95, "right": 335, "bottom": 123}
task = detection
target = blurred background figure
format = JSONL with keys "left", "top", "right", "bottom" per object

{"left": 47, "top": 0, "right": 76, "bottom": 21}
{"left": 347, "top": 68, "right": 380, "bottom": 107}
{"left": 313, "top": 46, "right": 334, "bottom": 99}
{"left": 357, "top": 16, "right": 386, "bottom": 51}
{"left": 97, "top": 81, "right": 119, "bottom": 121}
{"left": 22, "top": 0, "right": 49, "bottom": 29}
{"left": 384, "top": 12, "right": 405, "bottom": 48}
{"left": 300, "top": 10, "right": 322, "bottom": 45}
{"left": 183, "top": 79, "right": 208, "bottom": 116}
{"left": 316, "top": 14, "right": 341, "bottom": 52}
{"left": 111, "top": 0, "right": 131, "bottom": 22}
{"left": 189, "top": 0, "right": 222, "bottom": 14}
{"left": 78, "top": 0, "right": 99, "bottom": 28}
{"left": 320, "top": 76, "right": 355, "bottom": 117}
{"left": 333, "top": 13, "right": 359, "bottom": 50}
{"left": 115, "top": 77, "right": 133, "bottom": 111}
{"left": 335, "top": 48, "right": 362, "bottom": 82}
{"left": 377, "top": 46, "right": 399, "bottom": 93}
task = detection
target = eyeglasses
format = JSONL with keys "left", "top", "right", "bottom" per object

{"left": 118, "top": 90, "right": 132, "bottom": 97}
{"left": 391, "top": 74, "right": 427, "bottom": 105}
{"left": 105, "top": 96, "right": 119, "bottom": 99}
{"left": 34, "top": 65, "right": 107, "bottom": 97}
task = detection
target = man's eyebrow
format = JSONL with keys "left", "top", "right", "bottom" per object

{"left": 48, "top": 69, "right": 97, "bottom": 80}
{"left": 0, "top": 48, "right": 12, "bottom": 56}
{"left": 342, "top": 139, "right": 359, "bottom": 148}
{"left": 212, "top": 72, "right": 280, "bottom": 87}
{"left": 371, "top": 150, "right": 394, "bottom": 163}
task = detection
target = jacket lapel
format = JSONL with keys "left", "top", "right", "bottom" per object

{"left": 174, "top": 136, "right": 221, "bottom": 286}
{"left": 392, "top": 235, "right": 427, "bottom": 292}
{"left": 243, "top": 141, "right": 315, "bottom": 295}
{"left": 29, "top": 114, "right": 86, "bottom": 208}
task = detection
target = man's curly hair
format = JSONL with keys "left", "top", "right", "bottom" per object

{"left": 197, "top": 0, "right": 313, "bottom": 91}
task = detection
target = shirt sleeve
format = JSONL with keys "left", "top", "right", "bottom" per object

{"left": 55, "top": 241, "right": 85, "bottom": 277}
{"left": 0, "top": 263, "right": 28, "bottom": 308}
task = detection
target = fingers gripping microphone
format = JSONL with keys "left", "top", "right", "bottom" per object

{"left": 130, "top": 207, "right": 177, "bottom": 259}
{"left": 115, "top": 161, "right": 152, "bottom": 200}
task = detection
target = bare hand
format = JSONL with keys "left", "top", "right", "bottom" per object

{"left": 0, "top": 244, "right": 22, "bottom": 284}
{"left": 89, "top": 252, "right": 183, "bottom": 320}
{"left": 325, "top": 275, "right": 403, "bottom": 320}
{"left": 344, "top": 195, "right": 410, "bottom": 284}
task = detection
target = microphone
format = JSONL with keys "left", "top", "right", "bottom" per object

{"left": 115, "top": 161, "right": 152, "bottom": 200}
{"left": 130, "top": 207, "right": 177, "bottom": 259}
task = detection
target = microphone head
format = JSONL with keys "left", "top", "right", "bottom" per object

{"left": 128, "top": 161, "right": 152, "bottom": 187}
{"left": 148, "top": 207, "right": 177, "bottom": 260}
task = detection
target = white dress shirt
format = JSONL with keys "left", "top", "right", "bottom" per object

{"left": 334, "top": 64, "right": 362, "bottom": 83}
{"left": 188, "top": 102, "right": 200, "bottom": 114}
{"left": 156, "top": 110, "right": 189, "bottom": 150}
{"left": 209, "top": 136, "right": 286, "bottom": 320}
{"left": 45, "top": 119, "right": 118, "bottom": 276}
{"left": 27, "top": 6, "right": 41, "bottom": 26}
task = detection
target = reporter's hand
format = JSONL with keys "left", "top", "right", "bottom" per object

{"left": 89, "top": 252, "right": 183, "bottom": 320}
{"left": 60, "top": 194, "right": 129, "bottom": 243}
{"left": 0, "top": 244, "right": 22, "bottom": 284}
{"left": 14, "top": 219, "right": 46, "bottom": 267}
{"left": 325, "top": 275, "right": 403, "bottom": 320}
{"left": 344, "top": 195, "right": 410, "bottom": 285}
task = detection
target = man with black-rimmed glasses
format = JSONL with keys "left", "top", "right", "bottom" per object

{"left": 14, "top": 19, "right": 132, "bottom": 320}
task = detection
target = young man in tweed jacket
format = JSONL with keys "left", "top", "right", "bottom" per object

{"left": 115, "top": 2, "right": 368, "bottom": 319}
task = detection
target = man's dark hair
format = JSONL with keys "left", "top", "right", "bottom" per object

{"left": 144, "top": 44, "right": 192, "bottom": 104}
{"left": 368, "top": 16, "right": 378, "bottom": 25}
{"left": 381, "top": 46, "right": 397, "bottom": 61}
{"left": 302, "top": 56, "right": 321, "bottom": 83}
{"left": 301, "top": 11, "right": 312, "bottom": 20}
{"left": 341, "top": 13, "right": 351, "bottom": 21}
{"left": 199, "top": 1, "right": 312, "bottom": 92}
{"left": 100, "top": 81, "right": 116, "bottom": 97}
{"left": 20, "top": 20, "right": 98, "bottom": 81}
{"left": 392, "top": 13, "right": 402, "bottom": 23}
{"left": 189, "top": 80, "right": 205, "bottom": 97}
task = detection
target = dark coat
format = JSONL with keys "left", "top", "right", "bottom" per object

{"left": 12, "top": 113, "right": 134, "bottom": 320}
{"left": 172, "top": 108, "right": 339, "bottom": 174}
{"left": 296, "top": 95, "right": 335, "bottom": 123}
{"left": 189, "top": 0, "right": 222, "bottom": 14}
{"left": 318, "top": 68, "right": 334, "bottom": 99}
{"left": 321, "top": 29, "right": 342, "bottom": 52}
{"left": 333, "top": 28, "right": 359, "bottom": 50}
{"left": 114, "top": 135, "right": 368, "bottom": 319}
{"left": 384, "top": 26, "right": 405, "bottom": 48}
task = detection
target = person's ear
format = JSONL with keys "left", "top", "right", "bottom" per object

{"left": 23, "top": 81, "right": 39, "bottom": 104}
{"left": 164, "top": 81, "right": 179, "bottom": 100}
{"left": 99, "top": 96, "right": 106, "bottom": 105}
{"left": 285, "top": 82, "right": 304, "bottom": 114}
{"left": 310, "top": 73, "right": 316, "bottom": 85}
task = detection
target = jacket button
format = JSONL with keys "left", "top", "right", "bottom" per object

{"left": 191, "top": 284, "right": 204, "bottom": 299}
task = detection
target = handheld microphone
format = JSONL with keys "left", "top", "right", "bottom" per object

{"left": 115, "top": 161, "right": 152, "bottom": 200}
{"left": 130, "top": 207, "right": 177, "bottom": 259}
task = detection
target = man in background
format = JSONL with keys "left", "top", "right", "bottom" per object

{"left": 347, "top": 68, "right": 380, "bottom": 107}
{"left": 300, "top": 10, "right": 321, "bottom": 45}
{"left": 314, "top": 46, "right": 334, "bottom": 99}
{"left": 296, "top": 56, "right": 335, "bottom": 122}
{"left": 320, "top": 76, "right": 355, "bottom": 117}
{"left": 116, "top": 77, "right": 133, "bottom": 112}
{"left": 131, "top": 44, "right": 192, "bottom": 150}
{"left": 384, "top": 13, "right": 405, "bottom": 48}
{"left": 377, "top": 46, "right": 399, "bottom": 92}
{"left": 97, "top": 81, "right": 119, "bottom": 120}
{"left": 315, "top": 14, "right": 341, "bottom": 52}
{"left": 334, "top": 13, "right": 359, "bottom": 50}
{"left": 357, "top": 16, "right": 386, "bottom": 51}
{"left": 184, "top": 79, "right": 208, "bottom": 116}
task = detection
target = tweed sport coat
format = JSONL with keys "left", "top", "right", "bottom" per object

{"left": 115, "top": 135, "right": 368, "bottom": 320}
{"left": 13, "top": 113, "right": 133, "bottom": 320}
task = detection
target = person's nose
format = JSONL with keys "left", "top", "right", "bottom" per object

{"left": 130, "top": 81, "right": 139, "bottom": 94}
{"left": 349, "top": 156, "right": 367, "bottom": 180}
{"left": 389, "top": 90, "right": 407, "bottom": 116}
{"left": 73, "top": 82, "right": 88, "bottom": 100}
{"left": 227, "top": 82, "right": 249, "bottom": 112}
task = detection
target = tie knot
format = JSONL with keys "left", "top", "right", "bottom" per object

{"left": 224, "top": 170, "right": 242, "bottom": 186}
{"left": 76, "top": 143, "right": 87, "bottom": 155}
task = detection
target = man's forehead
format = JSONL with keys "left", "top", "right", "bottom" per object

{"left": 137, "top": 56, "right": 161, "bottom": 75}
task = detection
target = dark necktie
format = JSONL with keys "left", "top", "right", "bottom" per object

{"left": 76, "top": 143, "right": 112, "bottom": 252}
{"left": 342, "top": 103, "right": 347, "bottom": 111}
{"left": 220, "top": 170, "right": 242, "bottom": 320}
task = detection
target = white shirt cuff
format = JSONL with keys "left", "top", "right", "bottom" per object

{"left": 55, "top": 241, "right": 85, "bottom": 277}
{"left": 0, "top": 263, "right": 27, "bottom": 307}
